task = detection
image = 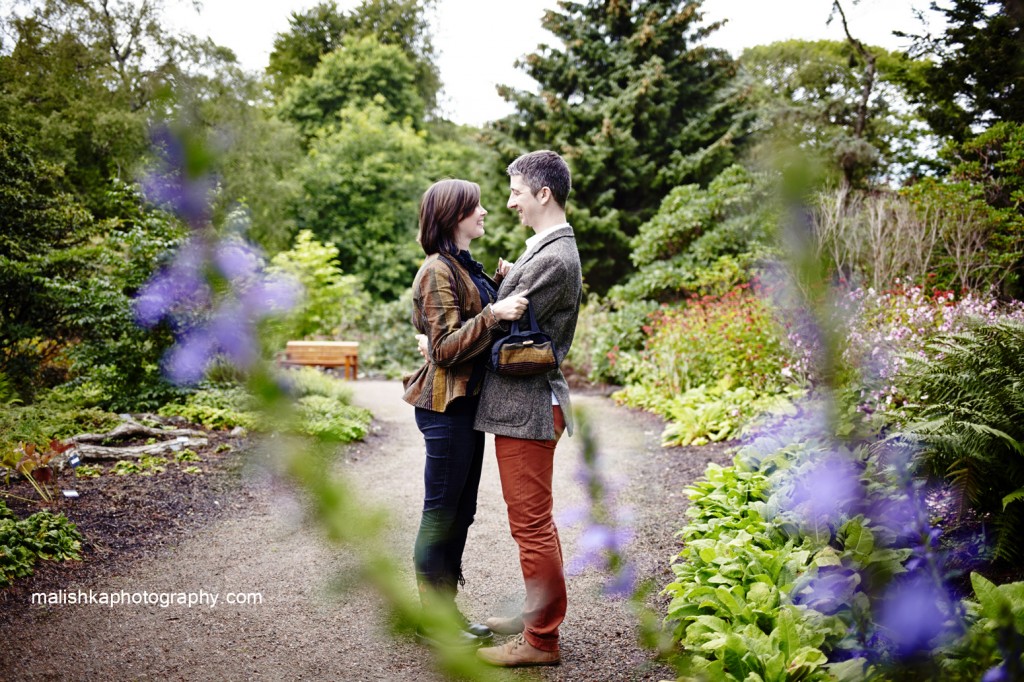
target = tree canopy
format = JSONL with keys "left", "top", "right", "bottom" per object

{"left": 900, "top": 0, "right": 1024, "bottom": 141}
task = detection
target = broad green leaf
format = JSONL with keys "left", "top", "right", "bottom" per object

{"left": 841, "top": 520, "right": 874, "bottom": 557}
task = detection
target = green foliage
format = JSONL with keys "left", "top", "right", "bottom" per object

{"left": 0, "top": 123, "right": 97, "bottom": 400}
{"left": 157, "top": 385, "right": 258, "bottom": 430}
{"left": 266, "top": 230, "right": 370, "bottom": 348}
{"left": 267, "top": 0, "right": 440, "bottom": 112}
{"left": 157, "top": 371, "right": 371, "bottom": 444}
{"left": 663, "top": 459, "right": 842, "bottom": 680}
{"left": 895, "top": 320, "right": 1024, "bottom": 563}
{"left": 0, "top": 0, "right": 243, "bottom": 219}
{"left": 739, "top": 39, "right": 934, "bottom": 186}
{"left": 935, "top": 573, "right": 1024, "bottom": 680}
{"left": 113, "top": 456, "right": 166, "bottom": 476}
{"left": 0, "top": 397, "right": 120, "bottom": 467}
{"left": 284, "top": 368, "right": 371, "bottom": 441}
{"left": 278, "top": 35, "right": 425, "bottom": 141}
{"left": 488, "top": 0, "right": 745, "bottom": 293}
{"left": 0, "top": 501, "right": 83, "bottom": 588}
{"left": 290, "top": 103, "right": 427, "bottom": 300}
{"left": 612, "top": 286, "right": 804, "bottom": 446}
{"left": 899, "top": 0, "right": 1024, "bottom": 142}
{"left": 613, "top": 165, "right": 778, "bottom": 302}
{"left": 565, "top": 298, "right": 653, "bottom": 385}
{"left": 352, "top": 290, "right": 422, "bottom": 379}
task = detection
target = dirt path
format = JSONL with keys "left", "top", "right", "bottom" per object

{"left": 0, "top": 381, "right": 732, "bottom": 681}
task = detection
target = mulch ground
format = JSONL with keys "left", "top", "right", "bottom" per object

{"left": 0, "top": 426, "right": 255, "bottom": 628}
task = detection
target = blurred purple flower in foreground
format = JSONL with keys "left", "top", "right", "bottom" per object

{"left": 134, "top": 124, "right": 300, "bottom": 384}
{"left": 563, "top": 411, "right": 637, "bottom": 597}
{"left": 788, "top": 455, "right": 863, "bottom": 523}
{"left": 876, "top": 574, "right": 957, "bottom": 656}
{"left": 135, "top": 237, "right": 300, "bottom": 384}
{"left": 140, "top": 125, "right": 219, "bottom": 228}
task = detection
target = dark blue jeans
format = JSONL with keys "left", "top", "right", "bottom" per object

{"left": 413, "top": 395, "right": 484, "bottom": 598}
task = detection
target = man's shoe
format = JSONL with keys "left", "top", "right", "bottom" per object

{"left": 477, "top": 633, "right": 560, "bottom": 667}
{"left": 415, "top": 626, "right": 485, "bottom": 649}
{"left": 483, "top": 614, "right": 524, "bottom": 635}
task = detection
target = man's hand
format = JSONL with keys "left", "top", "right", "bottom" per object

{"left": 415, "top": 333, "right": 428, "bottom": 359}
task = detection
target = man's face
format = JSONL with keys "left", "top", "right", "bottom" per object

{"left": 507, "top": 175, "right": 541, "bottom": 227}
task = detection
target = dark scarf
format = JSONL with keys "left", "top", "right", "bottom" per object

{"left": 454, "top": 249, "right": 496, "bottom": 304}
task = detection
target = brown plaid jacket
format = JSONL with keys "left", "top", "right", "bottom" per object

{"left": 402, "top": 253, "right": 502, "bottom": 412}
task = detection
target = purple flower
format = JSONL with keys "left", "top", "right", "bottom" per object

{"left": 165, "top": 329, "right": 216, "bottom": 384}
{"left": 792, "top": 567, "right": 861, "bottom": 615}
{"left": 788, "top": 456, "right": 863, "bottom": 522}
{"left": 876, "top": 575, "right": 954, "bottom": 656}
{"left": 133, "top": 240, "right": 210, "bottom": 327}
{"left": 215, "top": 240, "right": 262, "bottom": 283}
{"left": 140, "top": 125, "right": 218, "bottom": 227}
{"left": 241, "top": 275, "right": 302, "bottom": 314}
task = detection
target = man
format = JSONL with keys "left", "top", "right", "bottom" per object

{"left": 474, "top": 150, "right": 583, "bottom": 667}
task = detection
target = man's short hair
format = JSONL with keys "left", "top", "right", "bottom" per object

{"left": 507, "top": 150, "right": 571, "bottom": 208}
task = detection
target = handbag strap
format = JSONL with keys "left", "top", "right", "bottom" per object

{"left": 509, "top": 303, "right": 541, "bottom": 335}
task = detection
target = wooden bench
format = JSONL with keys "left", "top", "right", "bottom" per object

{"left": 281, "top": 341, "right": 359, "bottom": 380}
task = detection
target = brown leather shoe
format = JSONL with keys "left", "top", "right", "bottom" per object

{"left": 477, "top": 633, "right": 560, "bottom": 667}
{"left": 483, "top": 614, "right": 524, "bottom": 635}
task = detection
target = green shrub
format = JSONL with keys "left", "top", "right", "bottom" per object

{"left": 613, "top": 285, "right": 804, "bottom": 444}
{"left": 295, "top": 394, "right": 371, "bottom": 442}
{"left": 894, "top": 319, "right": 1024, "bottom": 563}
{"left": 354, "top": 289, "right": 423, "bottom": 379}
{"left": 264, "top": 229, "right": 371, "bottom": 353}
{"left": 0, "top": 501, "right": 83, "bottom": 587}
{"left": 157, "top": 384, "right": 258, "bottom": 430}
{"left": 0, "top": 397, "right": 121, "bottom": 463}
{"left": 566, "top": 298, "right": 653, "bottom": 385}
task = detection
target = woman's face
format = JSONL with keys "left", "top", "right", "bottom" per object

{"left": 454, "top": 203, "right": 487, "bottom": 249}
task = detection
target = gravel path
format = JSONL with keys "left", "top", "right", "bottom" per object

{"left": 0, "top": 380, "right": 733, "bottom": 681}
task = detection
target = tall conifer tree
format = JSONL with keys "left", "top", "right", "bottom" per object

{"left": 486, "top": 0, "right": 743, "bottom": 292}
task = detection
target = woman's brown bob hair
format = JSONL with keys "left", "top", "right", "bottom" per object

{"left": 417, "top": 178, "right": 481, "bottom": 256}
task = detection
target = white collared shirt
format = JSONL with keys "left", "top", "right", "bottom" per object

{"left": 523, "top": 221, "right": 570, "bottom": 256}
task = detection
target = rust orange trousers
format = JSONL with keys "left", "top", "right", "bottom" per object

{"left": 494, "top": 406, "right": 567, "bottom": 652}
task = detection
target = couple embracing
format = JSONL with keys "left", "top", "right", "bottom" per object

{"left": 401, "top": 150, "right": 582, "bottom": 667}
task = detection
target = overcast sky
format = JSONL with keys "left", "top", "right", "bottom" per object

{"left": 166, "top": 0, "right": 944, "bottom": 126}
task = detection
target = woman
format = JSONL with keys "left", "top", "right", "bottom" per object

{"left": 402, "top": 178, "right": 528, "bottom": 648}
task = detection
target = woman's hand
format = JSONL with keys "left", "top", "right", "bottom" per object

{"left": 496, "top": 257, "right": 513, "bottom": 277}
{"left": 415, "top": 334, "right": 428, "bottom": 359}
{"left": 491, "top": 295, "right": 528, "bottom": 321}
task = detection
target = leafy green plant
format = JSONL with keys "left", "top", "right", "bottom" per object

{"left": 894, "top": 320, "right": 1024, "bottom": 562}
{"left": 73, "top": 463, "right": 103, "bottom": 479}
{"left": 295, "top": 394, "right": 371, "bottom": 442}
{"left": 0, "top": 501, "right": 83, "bottom": 587}
{"left": 0, "top": 399, "right": 120, "bottom": 462}
{"left": 265, "top": 229, "right": 370, "bottom": 351}
{"left": 157, "top": 384, "right": 259, "bottom": 430}
{"left": 112, "top": 458, "right": 166, "bottom": 476}
{"left": 612, "top": 285, "right": 805, "bottom": 444}
{"left": 174, "top": 449, "right": 201, "bottom": 463}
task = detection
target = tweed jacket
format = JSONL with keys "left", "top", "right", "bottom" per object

{"left": 402, "top": 252, "right": 503, "bottom": 412}
{"left": 474, "top": 225, "right": 583, "bottom": 439}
